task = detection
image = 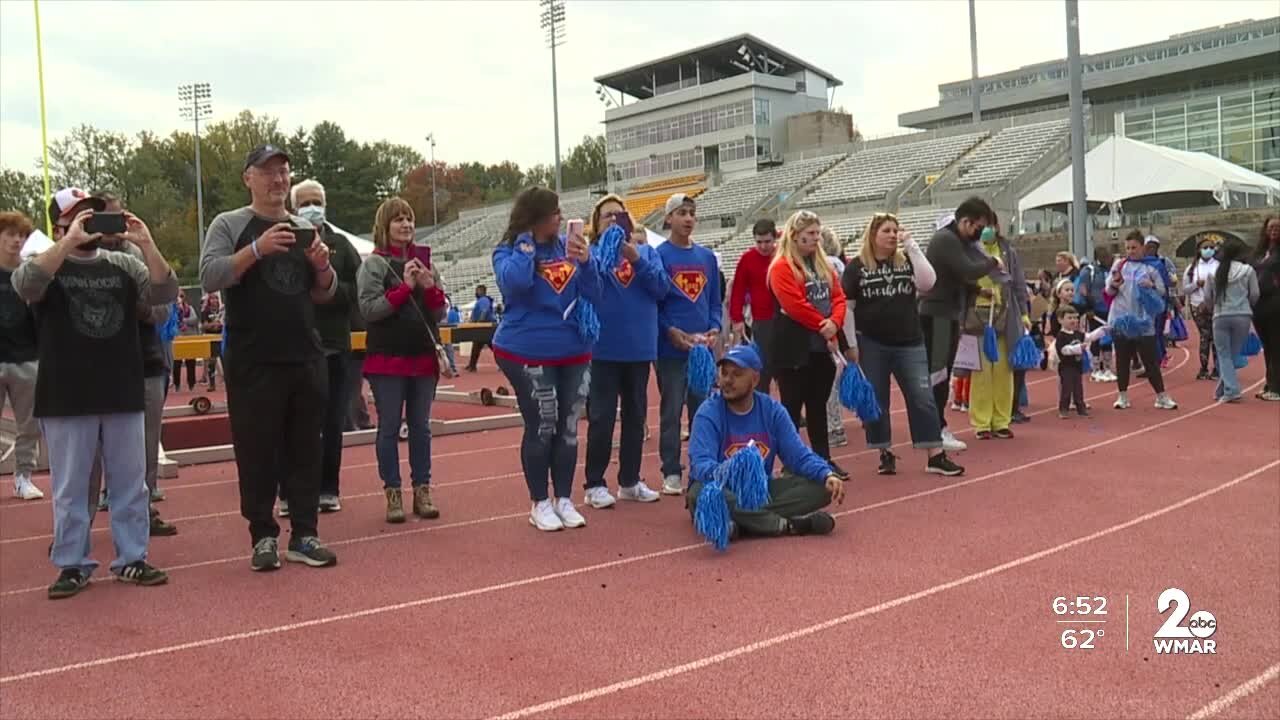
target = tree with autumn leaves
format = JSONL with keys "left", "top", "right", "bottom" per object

{"left": 0, "top": 110, "right": 605, "bottom": 281}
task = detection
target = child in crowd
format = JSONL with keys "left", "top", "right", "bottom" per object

{"left": 1054, "top": 306, "right": 1108, "bottom": 418}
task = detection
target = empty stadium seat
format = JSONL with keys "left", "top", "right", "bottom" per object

{"left": 950, "top": 119, "right": 1070, "bottom": 191}
{"left": 798, "top": 132, "right": 988, "bottom": 207}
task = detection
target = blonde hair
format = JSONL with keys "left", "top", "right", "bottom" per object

{"left": 372, "top": 197, "right": 415, "bottom": 250}
{"left": 857, "top": 213, "right": 906, "bottom": 271}
{"left": 1054, "top": 251, "right": 1080, "bottom": 273}
{"left": 771, "top": 210, "right": 834, "bottom": 285}
{"left": 588, "top": 193, "right": 626, "bottom": 243}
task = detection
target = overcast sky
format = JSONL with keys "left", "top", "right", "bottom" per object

{"left": 0, "top": 0, "right": 1274, "bottom": 175}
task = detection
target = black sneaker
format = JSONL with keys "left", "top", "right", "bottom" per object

{"left": 828, "top": 460, "right": 850, "bottom": 481}
{"left": 878, "top": 450, "right": 898, "bottom": 475}
{"left": 788, "top": 511, "right": 835, "bottom": 536}
{"left": 286, "top": 536, "right": 338, "bottom": 568}
{"left": 251, "top": 537, "right": 281, "bottom": 572}
{"left": 115, "top": 561, "right": 168, "bottom": 586}
{"left": 1011, "top": 412, "right": 1031, "bottom": 424}
{"left": 1196, "top": 370, "right": 1210, "bottom": 380}
{"left": 150, "top": 511, "right": 178, "bottom": 537}
{"left": 926, "top": 452, "right": 964, "bottom": 477}
{"left": 48, "top": 568, "right": 90, "bottom": 600}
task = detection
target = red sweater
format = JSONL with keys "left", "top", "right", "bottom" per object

{"left": 729, "top": 248, "right": 776, "bottom": 323}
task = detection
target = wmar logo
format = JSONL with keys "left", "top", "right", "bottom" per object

{"left": 1153, "top": 587, "right": 1217, "bottom": 654}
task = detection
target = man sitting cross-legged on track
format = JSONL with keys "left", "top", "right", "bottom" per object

{"left": 685, "top": 344, "right": 845, "bottom": 542}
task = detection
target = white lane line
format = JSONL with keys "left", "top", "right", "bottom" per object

{"left": 488, "top": 460, "right": 1280, "bottom": 720}
{"left": 1186, "top": 661, "right": 1280, "bottom": 720}
{"left": 0, "top": 375, "right": 1249, "bottom": 681}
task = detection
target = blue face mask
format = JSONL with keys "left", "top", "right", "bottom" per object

{"left": 297, "top": 204, "right": 326, "bottom": 225}
{"left": 1200, "top": 247, "right": 1216, "bottom": 260}
{"left": 979, "top": 227, "right": 996, "bottom": 242}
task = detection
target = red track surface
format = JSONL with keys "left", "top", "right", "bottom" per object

{"left": 2, "top": 343, "right": 1277, "bottom": 719}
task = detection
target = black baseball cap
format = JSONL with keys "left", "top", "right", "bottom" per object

{"left": 243, "top": 144, "right": 290, "bottom": 172}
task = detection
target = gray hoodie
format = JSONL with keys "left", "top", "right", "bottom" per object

{"left": 1204, "top": 261, "right": 1259, "bottom": 318}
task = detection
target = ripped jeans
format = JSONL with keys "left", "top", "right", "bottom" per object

{"left": 496, "top": 357, "right": 591, "bottom": 502}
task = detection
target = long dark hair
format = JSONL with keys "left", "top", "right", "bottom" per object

{"left": 1255, "top": 215, "right": 1280, "bottom": 261}
{"left": 500, "top": 186, "right": 560, "bottom": 246}
{"left": 1214, "top": 240, "right": 1245, "bottom": 298}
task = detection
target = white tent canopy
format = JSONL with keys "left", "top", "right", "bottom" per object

{"left": 1018, "top": 136, "right": 1280, "bottom": 218}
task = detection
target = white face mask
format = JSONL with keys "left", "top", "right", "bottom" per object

{"left": 297, "top": 204, "right": 326, "bottom": 224}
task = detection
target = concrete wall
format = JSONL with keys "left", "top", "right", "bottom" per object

{"left": 785, "top": 111, "right": 855, "bottom": 154}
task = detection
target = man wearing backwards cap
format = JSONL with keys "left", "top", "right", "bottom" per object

{"left": 13, "top": 187, "right": 179, "bottom": 598}
{"left": 200, "top": 144, "right": 339, "bottom": 572}
{"left": 685, "top": 344, "right": 843, "bottom": 542}
{"left": 653, "top": 192, "right": 722, "bottom": 496}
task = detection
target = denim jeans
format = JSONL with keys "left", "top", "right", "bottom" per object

{"left": 856, "top": 334, "right": 943, "bottom": 449}
{"left": 584, "top": 360, "right": 650, "bottom": 490}
{"left": 654, "top": 356, "right": 706, "bottom": 479}
{"left": 1212, "top": 314, "right": 1252, "bottom": 400}
{"left": 43, "top": 412, "right": 149, "bottom": 576}
{"left": 368, "top": 373, "right": 438, "bottom": 489}
{"left": 496, "top": 357, "right": 590, "bottom": 502}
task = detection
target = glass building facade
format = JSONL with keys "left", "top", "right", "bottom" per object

{"left": 1118, "top": 85, "right": 1280, "bottom": 180}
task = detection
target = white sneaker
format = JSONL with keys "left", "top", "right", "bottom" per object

{"left": 553, "top": 497, "right": 586, "bottom": 528}
{"left": 1154, "top": 394, "right": 1178, "bottom": 410}
{"left": 661, "top": 475, "right": 684, "bottom": 495}
{"left": 1113, "top": 392, "right": 1130, "bottom": 409}
{"left": 584, "top": 486, "right": 616, "bottom": 509}
{"left": 619, "top": 481, "right": 660, "bottom": 503}
{"left": 941, "top": 428, "right": 967, "bottom": 452}
{"left": 529, "top": 499, "right": 564, "bottom": 531}
{"left": 1102, "top": 370, "right": 1117, "bottom": 382}
{"left": 13, "top": 474, "right": 43, "bottom": 500}
{"left": 1090, "top": 370, "right": 1103, "bottom": 382}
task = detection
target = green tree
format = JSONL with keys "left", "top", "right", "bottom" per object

{"left": 0, "top": 169, "right": 45, "bottom": 226}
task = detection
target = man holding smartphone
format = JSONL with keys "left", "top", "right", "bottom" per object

{"left": 14, "top": 187, "right": 179, "bottom": 598}
{"left": 200, "top": 145, "right": 339, "bottom": 572}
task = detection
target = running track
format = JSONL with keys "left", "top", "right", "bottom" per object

{"left": 1, "top": 346, "right": 1277, "bottom": 719}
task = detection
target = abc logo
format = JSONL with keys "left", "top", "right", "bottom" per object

{"left": 1187, "top": 610, "right": 1217, "bottom": 639}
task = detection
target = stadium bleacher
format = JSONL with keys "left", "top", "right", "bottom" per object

{"left": 623, "top": 173, "right": 707, "bottom": 221}
{"left": 798, "top": 131, "right": 988, "bottom": 207}
{"left": 949, "top": 119, "right": 1070, "bottom": 191}
{"left": 692, "top": 154, "right": 846, "bottom": 220}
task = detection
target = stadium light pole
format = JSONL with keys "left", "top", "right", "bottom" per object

{"left": 540, "top": 0, "right": 565, "bottom": 193}
{"left": 1065, "top": 0, "right": 1090, "bottom": 260}
{"left": 426, "top": 133, "right": 438, "bottom": 227}
{"left": 178, "top": 83, "right": 212, "bottom": 254}
{"left": 968, "top": 0, "right": 981, "bottom": 124}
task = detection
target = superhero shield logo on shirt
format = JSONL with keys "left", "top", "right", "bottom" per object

{"left": 724, "top": 439, "right": 770, "bottom": 461}
{"left": 672, "top": 269, "right": 706, "bottom": 302}
{"left": 538, "top": 259, "right": 577, "bottom": 294}
{"left": 613, "top": 259, "right": 634, "bottom": 287}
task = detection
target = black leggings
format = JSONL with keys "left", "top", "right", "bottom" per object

{"left": 775, "top": 352, "right": 837, "bottom": 460}
{"left": 1114, "top": 335, "right": 1164, "bottom": 394}
{"left": 1258, "top": 314, "right": 1280, "bottom": 394}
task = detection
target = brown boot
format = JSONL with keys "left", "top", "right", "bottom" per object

{"left": 413, "top": 485, "right": 439, "bottom": 519}
{"left": 385, "top": 489, "right": 405, "bottom": 524}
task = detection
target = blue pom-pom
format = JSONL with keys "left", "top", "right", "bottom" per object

{"left": 693, "top": 480, "right": 731, "bottom": 551}
{"left": 592, "top": 224, "right": 626, "bottom": 272}
{"left": 1167, "top": 314, "right": 1189, "bottom": 342}
{"left": 1010, "top": 334, "right": 1041, "bottom": 371}
{"left": 719, "top": 440, "right": 770, "bottom": 511}
{"left": 1138, "top": 286, "right": 1166, "bottom": 317}
{"left": 838, "top": 362, "right": 881, "bottom": 421}
{"left": 982, "top": 325, "right": 1000, "bottom": 363}
{"left": 572, "top": 298, "right": 600, "bottom": 345}
{"left": 1243, "top": 331, "right": 1262, "bottom": 357}
{"left": 158, "top": 302, "right": 181, "bottom": 344}
{"left": 1081, "top": 349, "right": 1092, "bottom": 373}
{"left": 1111, "top": 314, "right": 1151, "bottom": 338}
{"left": 1099, "top": 331, "right": 1113, "bottom": 348}
{"left": 687, "top": 343, "right": 716, "bottom": 397}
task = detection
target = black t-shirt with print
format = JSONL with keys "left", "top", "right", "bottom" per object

{"left": 843, "top": 256, "right": 923, "bottom": 346}
{"left": 224, "top": 214, "right": 322, "bottom": 365}
{"left": 0, "top": 267, "right": 38, "bottom": 364}
{"left": 31, "top": 253, "right": 146, "bottom": 417}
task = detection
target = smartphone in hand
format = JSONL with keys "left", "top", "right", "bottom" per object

{"left": 567, "top": 219, "right": 584, "bottom": 238}
{"left": 289, "top": 227, "right": 317, "bottom": 250}
{"left": 84, "top": 212, "right": 127, "bottom": 236}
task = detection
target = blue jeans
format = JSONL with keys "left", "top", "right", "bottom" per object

{"left": 368, "top": 373, "right": 438, "bottom": 489}
{"left": 496, "top": 357, "right": 590, "bottom": 502}
{"left": 43, "top": 413, "right": 150, "bottom": 575}
{"left": 655, "top": 356, "right": 706, "bottom": 479}
{"left": 856, "top": 334, "right": 942, "bottom": 450}
{"left": 1212, "top": 314, "right": 1252, "bottom": 400}
{"left": 584, "top": 360, "right": 650, "bottom": 489}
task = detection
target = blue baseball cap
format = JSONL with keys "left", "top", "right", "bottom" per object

{"left": 719, "top": 344, "right": 762, "bottom": 372}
